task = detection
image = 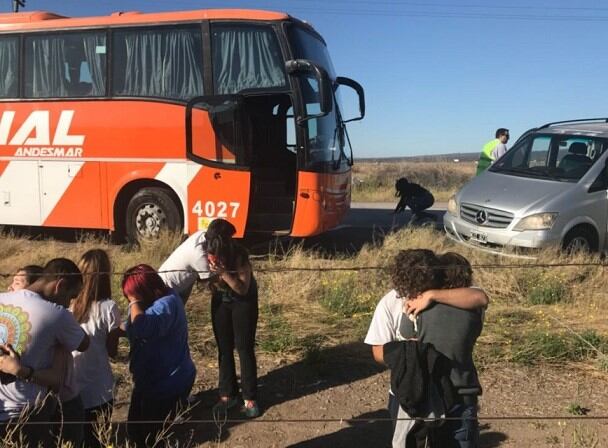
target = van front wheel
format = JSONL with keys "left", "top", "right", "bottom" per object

{"left": 562, "top": 227, "right": 598, "bottom": 254}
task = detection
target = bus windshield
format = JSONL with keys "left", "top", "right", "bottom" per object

{"left": 288, "top": 26, "right": 345, "bottom": 168}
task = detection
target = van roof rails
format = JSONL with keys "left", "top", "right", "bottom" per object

{"left": 537, "top": 118, "right": 608, "bottom": 130}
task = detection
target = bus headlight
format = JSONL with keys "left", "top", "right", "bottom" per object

{"left": 513, "top": 213, "right": 558, "bottom": 231}
{"left": 447, "top": 195, "right": 459, "bottom": 216}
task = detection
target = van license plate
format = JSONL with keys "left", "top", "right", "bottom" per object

{"left": 470, "top": 231, "right": 488, "bottom": 244}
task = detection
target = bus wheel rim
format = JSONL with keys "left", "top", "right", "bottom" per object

{"left": 135, "top": 203, "right": 166, "bottom": 239}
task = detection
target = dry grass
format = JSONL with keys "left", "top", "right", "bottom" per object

{"left": 1, "top": 226, "right": 607, "bottom": 445}
{"left": 352, "top": 160, "right": 476, "bottom": 202}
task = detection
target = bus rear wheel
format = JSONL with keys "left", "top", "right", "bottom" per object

{"left": 125, "top": 187, "right": 182, "bottom": 243}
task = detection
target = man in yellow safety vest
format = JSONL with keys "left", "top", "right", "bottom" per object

{"left": 476, "top": 128, "right": 509, "bottom": 175}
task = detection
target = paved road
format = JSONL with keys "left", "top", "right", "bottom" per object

{"left": 251, "top": 202, "right": 448, "bottom": 255}
{"left": 3, "top": 202, "right": 448, "bottom": 255}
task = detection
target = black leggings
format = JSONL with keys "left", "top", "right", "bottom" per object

{"left": 83, "top": 400, "right": 113, "bottom": 448}
{"left": 211, "top": 296, "right": 259, "bottom": 400}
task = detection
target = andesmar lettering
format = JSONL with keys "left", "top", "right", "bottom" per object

{"left": 14, "top": 147, "right": 83, "bottom": 157}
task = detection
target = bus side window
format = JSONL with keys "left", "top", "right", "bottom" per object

{"left": 211, "top": 24, "right": 287, "bottom": 94}
{"left": 24, "top": 32, "right": 106, "bottom": 98}
{"left": 0, "top": 36, "right": 19, "bottom": 98}
{"left": 112, "top": 26, "right": 204, "bottom": 100}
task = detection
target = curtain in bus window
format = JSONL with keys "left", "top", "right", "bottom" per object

{"left": 0, "top": 37, "right": 18, "bottom": 98}
{"left": 26, "top": 33, "right": 106, "bottom": 98}
{"left": 81, "top": 34, "right": 106, "bottom": 96}
{"left": 114, "top": 27, "right": 203, "bottom": 100}
{"left": 27, "top": 37, "right": 69, "bottom": 97}
{"left": 212, "top": 25, "right": 286, "bottom": 94}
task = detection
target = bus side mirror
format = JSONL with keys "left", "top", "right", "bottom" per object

{"left": 335, "top": 76, "right": 365, "bottom": 123}
{"left": 285, "top": 59, "right": 332, "bottom": 124}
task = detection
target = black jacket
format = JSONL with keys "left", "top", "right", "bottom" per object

{"left": 383, "top": 340, "right": 456, "bottom": 418}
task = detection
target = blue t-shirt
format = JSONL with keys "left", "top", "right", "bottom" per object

{"left": 126, "top": 290, "right": 196, "bottom": 397}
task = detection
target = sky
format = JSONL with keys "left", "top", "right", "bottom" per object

{"left": 5, "top": 0, "right": 608, "bottom": 158}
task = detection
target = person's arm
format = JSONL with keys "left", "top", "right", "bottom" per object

{"left": 127, "top": 297, "right": 175, "bottom": 340}
{"left": 56, "top": 307, "right": 90, "bottom": 353}
{"left": 0, "top": 344, "right": 66, "bottom": 393}
{"left": 106, "top": 328, "right": 121, "bottom": 358}
{"left": 214, "top": 258, "right": 252, "bottom": 296}
{"left": 372, "top": 345, "right": 384, "bottom": 364}
{"left": 405, "top": 288, "right": 489, "bottom": 316}
{"left": 364, "top": 292, "right": 400, "bottom": 366}
{"left": 105, "top": 302, "right": 122, "bottom": 358}
{"left": 75, "top": 332, "right": 89, "bottom": 352}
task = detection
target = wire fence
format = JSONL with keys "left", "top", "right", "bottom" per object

{"left": 0, "top": 260, "right": 606, "bottom": 278}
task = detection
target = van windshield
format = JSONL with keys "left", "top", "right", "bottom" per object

{"left": 490, "top": 134, "right": 608, "bottom": 182}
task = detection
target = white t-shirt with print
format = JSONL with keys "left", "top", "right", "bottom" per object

{"left": 0, "top": 289, "right": 86, "bottom": 420}
{"left": 158, "top": 230, "right": 210, "bottom": 295}
{"left": 364, "top": 289, "right": 406, "bottom": 346}
{"left": 72, "top": 299, "right": 121, "bottom": 409}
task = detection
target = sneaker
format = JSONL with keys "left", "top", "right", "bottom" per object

{"left": 212, "top": 396, "right": 238, "bottom": 413}
{"left": 242, "top": 400, "right": 260, "bottom": 418}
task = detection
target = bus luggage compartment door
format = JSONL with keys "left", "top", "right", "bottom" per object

{"left": 185, "top": 96, "right": 251, "bottom": 237}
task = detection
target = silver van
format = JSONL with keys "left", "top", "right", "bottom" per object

{"left": 444, "top": 119, "right": 608, "bottom": 256}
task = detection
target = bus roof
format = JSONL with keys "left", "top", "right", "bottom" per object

{"left": 0, "top": 9, "right": 290, "bottom": 32}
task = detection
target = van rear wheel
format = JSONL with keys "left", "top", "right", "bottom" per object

{"left": 126, "top": 187, "right": 182, "bottom": 243}
{"left": 562, "top": 227, "right": 597, "bottom": 254}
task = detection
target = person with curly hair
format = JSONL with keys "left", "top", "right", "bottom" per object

{"left": 403, "top": 252, "right": 487, "bottom": 448}
{"left": 364, "top": 249, "right": 487, "bottom": 447}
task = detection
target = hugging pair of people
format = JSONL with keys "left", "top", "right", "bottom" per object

{"left": 366, "top": 249, "right": 488, "bottom": 448}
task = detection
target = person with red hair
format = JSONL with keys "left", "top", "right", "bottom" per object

{"left": 121, "top": 264, "right": 196, "bottom": 447}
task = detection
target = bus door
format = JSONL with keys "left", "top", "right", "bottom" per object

{"left": 185, "top": 96, "right": 252, "bottom": 237}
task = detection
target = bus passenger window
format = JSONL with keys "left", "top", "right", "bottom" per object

{"left": 112, "top": 26, "right": 204, "bottom": 100}
{"left": 24, "top": 32, "right": 106, "bottom": 98}
{"left": 0, "top": 37, "right": 18, "bottom": 98}
{"left": 211, "top": 24, "right": 287, "bottom": 94}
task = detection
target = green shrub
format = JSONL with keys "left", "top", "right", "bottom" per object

{"left": 258, "top": 304, "right": 295, "bottom": 353}
{"left": 318, "top": 275, "right": 375, "bottom": 318}
{"left": 511, "top": 330, "right": 607, "bottom": 365}
{"left": 528, "top": 281, "right": 569, "bottom": 305}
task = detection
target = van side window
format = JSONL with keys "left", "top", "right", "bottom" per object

{"left": 24, "top": 32, "right": 106, "bottom": 98}
{"left": 0, "top": 36, "right": 18, "bottom": 98}
{"left": 112, "top": 26, "right": 204, "bottom": 100}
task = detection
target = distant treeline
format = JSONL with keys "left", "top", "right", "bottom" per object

{"left": 356, "top": 152, "right": 478, "bottom": 163}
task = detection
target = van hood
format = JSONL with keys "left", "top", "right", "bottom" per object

{"left": 457, "top": 171, "right": 573, "bottom": 215}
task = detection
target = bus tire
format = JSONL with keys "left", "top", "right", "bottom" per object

{"left": 125, "top": 187, "right": 182, "bottom": 243}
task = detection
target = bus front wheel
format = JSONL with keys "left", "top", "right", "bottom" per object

{"left": 125, "top": 187, "right": 182, "bottom": 243}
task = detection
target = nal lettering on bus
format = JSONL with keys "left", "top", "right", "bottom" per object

{"left": 0, "top": 110, "right": 84, "bottom": 157}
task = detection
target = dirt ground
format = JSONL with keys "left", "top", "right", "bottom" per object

{"left": 112, "top": 343, "right": 608, "bottom": 447}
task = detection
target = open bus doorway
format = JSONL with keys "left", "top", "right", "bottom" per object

{"left": 188, "top": 92, "right": 298, "bottom": 236}
{"left": 243, "top": 93, "right": 297, "bottom": 235}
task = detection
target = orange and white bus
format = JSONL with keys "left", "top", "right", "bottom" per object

{"left": 0, "top": 8, "right": 364, "bottom": 241}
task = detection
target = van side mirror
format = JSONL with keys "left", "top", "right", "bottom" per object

{"left": 285, "top": 59, "right": 332, "bottom": 124}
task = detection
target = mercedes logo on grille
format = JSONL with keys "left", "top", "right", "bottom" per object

{"left": 475, "top": 209, "right": 488, "bottom": 224}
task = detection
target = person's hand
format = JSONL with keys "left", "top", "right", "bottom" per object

{"left": 404, "top": 290, "right": 435, "bottom": 316}
{"left": 0, "top": 344, "right": 22, "bottom": 376}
